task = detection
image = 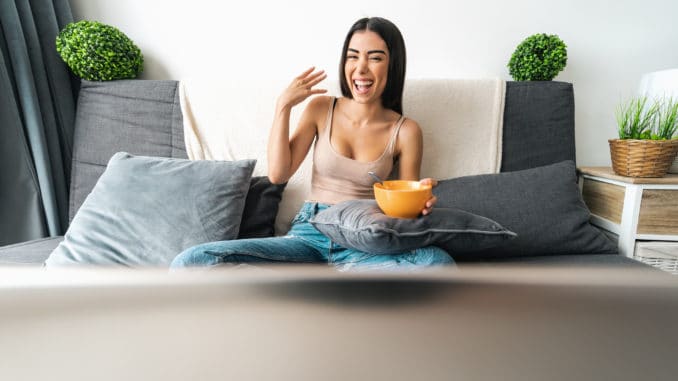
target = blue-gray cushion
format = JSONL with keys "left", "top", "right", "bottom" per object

{"left": 309, "top": 200, "right": 516, "bottom": 255}
{"left": 434, "top": 160, "right": 618, "bottom": 260}
{"left": 46, "top": 152, "right": 255, "bottom": 267}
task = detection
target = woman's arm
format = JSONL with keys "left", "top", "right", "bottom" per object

{"left": 396, "top": 119, "right": 438, "bottom": 215}
{"left": 396, "top": 119, "right": 423, "bottom": 181}
{"left": 267, "top": 68, "right": 326, "bottom": 184}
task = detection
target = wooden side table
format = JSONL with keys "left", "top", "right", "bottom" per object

{"left": 578, "top": 167, "right": 678, "bottom": 258}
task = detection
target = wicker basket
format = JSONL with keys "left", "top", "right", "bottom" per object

{"left": 634, "top": 241, "right": 678, "bottom": 275}
{"left": 609, "top": 139, "right": 678, "bottom": 177}
{"left": 669, "top": 155, "right": 678, "bottom": 174}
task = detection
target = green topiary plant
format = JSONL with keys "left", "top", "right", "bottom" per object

{"left": 56, "top": 20, "right": 143, "bottom": 81}
{"left": 508, "top": 33, "right": 567, "bottom": 81}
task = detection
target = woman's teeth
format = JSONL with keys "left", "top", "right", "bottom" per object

{"left": 354, "top": 80, "right": 373, "bottom": 93}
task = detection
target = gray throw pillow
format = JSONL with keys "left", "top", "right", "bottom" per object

{"left": 434, "top": 160, "right": 618, "bottom": 260}
{"left": 309, "top": 200, "right": 516, "bottom": 255}
{"left": 46, "top": 152, "right": 255, "bottom": 267}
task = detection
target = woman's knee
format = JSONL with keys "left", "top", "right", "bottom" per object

{"left": 411, "top": 246, "right": 455, "bottom": 266}
{"left": 170, "top": 242, "right": 223, "bottom": 268}
{"left": 171, "top": 238, "right": 302, "bottom": 268}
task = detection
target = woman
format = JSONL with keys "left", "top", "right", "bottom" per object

{"left": 171, "top": 17, "right": 454, "bottom": 270}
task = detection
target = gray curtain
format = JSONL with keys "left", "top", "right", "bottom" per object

{"left": 0, "top": 0, "right": 77, "bottom": 246}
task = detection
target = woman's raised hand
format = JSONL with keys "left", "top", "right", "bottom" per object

{"left": 277, "top": 67, "right": 327, "bottom": 110}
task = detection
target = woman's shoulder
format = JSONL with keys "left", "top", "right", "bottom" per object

{"left": 399, "top": 115, "right": 421, "bottom": 135}
{"left": 396, "top": 116, "right": 423, "bottom": 149}
{"left": 306, "top": 95, "right": 334, "bottom": 113}
{"left": 299, "top": 96, "right": 334, "bottom": 131}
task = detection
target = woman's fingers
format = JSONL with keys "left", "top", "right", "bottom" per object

{"left": 290, "top": 68, "right": 327, "bottom": 99}
{"left": 296, "top": 67, "right": 316, "bottom": 81}
{"left": 420, "top": 177, "right": 438, "bottom": 187}
{"left": 296, "top": 68, "right": 324, "bottom": 84}
{"left": 422, "top": 194, "right": 437, "bottom": 216}
{"left": 280, "top": 68, "right": 328, "bottom": 108}
{"left": 308, "top": 88, "right": 328, "bottom": 95}
{"left": 417, "top": 178, "right": 438, "bottom": 216}
{"left": 295, "top": 69, "right": 326, "bottom": 90}
{"left": 305, "top": 71, "right": 327, "bottom": 88}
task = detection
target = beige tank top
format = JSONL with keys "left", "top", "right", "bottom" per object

{"left": 308, "top": 97, "right": 405, "bottom": 204}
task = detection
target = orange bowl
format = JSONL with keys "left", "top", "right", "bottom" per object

{"left": 373, "top": 180, "right": 432, "bottom": 219}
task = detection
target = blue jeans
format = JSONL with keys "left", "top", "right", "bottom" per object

{"left": 170, "top": 202, "right": 455, "bottom": 271}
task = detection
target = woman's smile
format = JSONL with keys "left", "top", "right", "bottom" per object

{"left": 353, "top": 78, "right": 374, "bottom": 95}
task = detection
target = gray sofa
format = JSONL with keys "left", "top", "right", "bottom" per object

{"left": 0, "top": 79, "right": 648, "bottom": 268}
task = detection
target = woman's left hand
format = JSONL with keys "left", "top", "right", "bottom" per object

{"left": 420, "top": 178, "right": 438, "bottom": 216}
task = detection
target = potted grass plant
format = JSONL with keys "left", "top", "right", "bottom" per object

{"left": 610, "top": 96, "right": 678, "bottom": 177}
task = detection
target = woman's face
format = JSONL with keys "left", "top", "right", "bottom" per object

{"left": 344, "top": 30, "right": 389, "bottom": 105}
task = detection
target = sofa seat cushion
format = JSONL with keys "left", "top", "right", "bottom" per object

{"left": 460, "top": 253, "right": 654, "bottom": 270}
{"left": 0, "top": 237, "right": 63, "bottom": 266}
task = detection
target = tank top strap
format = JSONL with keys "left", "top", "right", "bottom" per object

{"left": 323, "top": 97, "right": 337, "bottom": 137}
{"left": 386, "top": 116, "right": 406, "bottom": 154}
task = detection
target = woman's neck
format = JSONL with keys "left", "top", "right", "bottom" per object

{"left": 340, "top": 97, "right": 388, "bottom": 126}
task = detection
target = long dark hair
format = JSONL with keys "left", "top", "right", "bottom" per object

{"left": 339, "top": 17, "right": 407, "bottom": 114}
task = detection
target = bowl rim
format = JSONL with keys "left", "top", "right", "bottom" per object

{"left": 373, "top": 180, "right": 432, "bottom": 192}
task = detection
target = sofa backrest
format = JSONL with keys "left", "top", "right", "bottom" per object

{"left": 69, "top": 79, "right": 575, "bottom": 235}
{"left": 69, "top": 80, "right": 186, "bottom": 222}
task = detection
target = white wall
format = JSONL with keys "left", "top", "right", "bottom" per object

{"left": 69, "top": 0, "right": 678, "bottom": 166}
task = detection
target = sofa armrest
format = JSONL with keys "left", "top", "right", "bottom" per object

{"left": 501, "top": 81, "right": 576, "bottom": 172}
{"left": 0, "top": 237, "right": 63, "bottom": 266}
